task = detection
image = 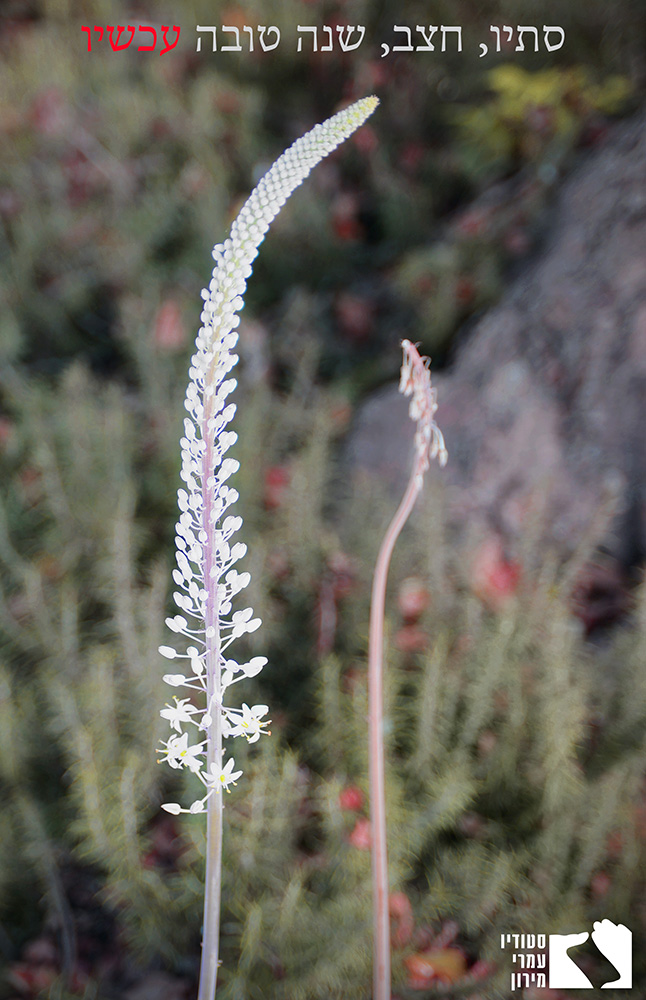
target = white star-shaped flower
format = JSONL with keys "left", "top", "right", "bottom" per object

{"left": 225, "top": 703, "right": 270, "bottom": 744}
{"left": 160, "top": 696, "right": 199, "bottom": 732}
{"left": 204, "top": 757, "right": 243, "bottom": 793}
{"left": 157, "top": 732, "right": 205, "bottom": 773}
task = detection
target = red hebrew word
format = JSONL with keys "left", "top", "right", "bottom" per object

{"left": 83, "top": 23, "right": 180, "bottom": 54}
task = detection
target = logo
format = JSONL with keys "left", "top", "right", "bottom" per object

{"left": 550, "top": 921, "right": 632, "bottom": 989}
{"left": 501, "top": 920, "right": 632, "bottom": 991}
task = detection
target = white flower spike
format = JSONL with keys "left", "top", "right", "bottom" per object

{"left": 157, "top": 97, "right": 380, "bottom": 821}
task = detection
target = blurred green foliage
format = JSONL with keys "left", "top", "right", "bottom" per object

{"left": 455, "top": 65, "right": 633, "bottom": 179}
{"left": 0, "top": 0, "right": 645, "bottom": 996}
{"left": 1, "top": 350, "right": 645, "bottom": 997}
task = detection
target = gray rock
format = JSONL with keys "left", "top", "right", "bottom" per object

{"left": 346, "top": 112, "right": 646, "bottom": 575}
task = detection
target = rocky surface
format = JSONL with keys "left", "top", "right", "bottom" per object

{"left": 345, "top": 111, "right": 646, "bottom": 605}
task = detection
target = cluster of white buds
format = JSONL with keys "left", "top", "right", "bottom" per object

{"left": 399, "top": 339, "right": 448, "bottom": 485}
{"left": 158, "top": 97, "right": 379, "bottom": 815}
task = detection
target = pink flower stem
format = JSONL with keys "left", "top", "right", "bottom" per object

{"left": 368, "top": 469, "right": 421, "bottom": 1000}
{"left": 198, "top": 391, "right": 223, "bottom": 1000}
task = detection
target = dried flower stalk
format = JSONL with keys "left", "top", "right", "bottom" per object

{"left": 368, "top": 340, "right": 447, "bottom": 1000}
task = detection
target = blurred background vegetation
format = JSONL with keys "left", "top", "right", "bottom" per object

{"left": 1, "top": 0, "right": 645, "bottom": 997}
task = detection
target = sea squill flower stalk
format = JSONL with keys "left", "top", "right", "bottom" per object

{"left": 156, "top": 96, "right": 378, "bottom": 1000}
{"left": 368, "top": 340, "right": 447, "bottom": 1000}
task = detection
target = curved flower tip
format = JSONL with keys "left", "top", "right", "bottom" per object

{"left": 346, "top": 94, "right": 379, "bottom": 124}
{"left": 399, "top": 339, "right": 448, "bottom": 481}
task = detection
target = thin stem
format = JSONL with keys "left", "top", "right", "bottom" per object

{"left": 199, "top": 768, "right": 222, "bottom": 1000}
{"left": 198, "top": 390, "right": 223, "bottom": 1000}
{"left": 368, "top": 470, "right": 420, "bottom": 1000}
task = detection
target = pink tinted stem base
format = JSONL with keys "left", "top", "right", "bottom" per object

{"left": 368, "top": 470, "right": 420, "bottom": 1000}
{"left": 198, "top": 389, "right": 223, "bottom": 1000}
{"left": 198, "top": 787, "right": 222, "bottom": 1000}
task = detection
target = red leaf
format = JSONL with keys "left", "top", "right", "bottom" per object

{"left": 389, "top": 892, "right": 414, "bottom": 948}
{"left": 397, "top": 577, "right": 430, "bottom": 623}
{"left": 339, "top": 786, "right": 364, "bottom": 811}
{"left": 470, "top": 538, "right": 521, "bottom": 611}
{"left": 347, "top": 817, "right": 371, "bottom": 850}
